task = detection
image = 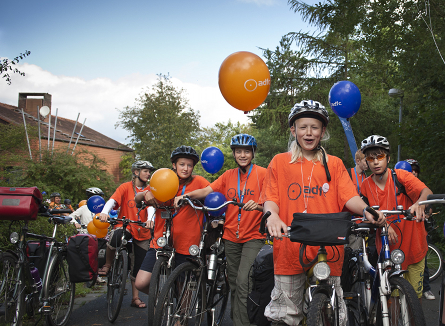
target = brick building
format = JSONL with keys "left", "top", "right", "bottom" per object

{"left": 0, "top": 92, "right": 133, "bottom": 183}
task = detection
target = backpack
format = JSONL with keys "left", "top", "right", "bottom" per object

{"left": 27, "top": 240, "right": 50, "bottom": 276}
{"left": 247, "top": 244, "right": 274, "bottom": 326}
{"left": 66, "top": 234, "right": 99, "bottom": 283}
{"left": 392, "top": 170, "right": 407, "bottom": 197}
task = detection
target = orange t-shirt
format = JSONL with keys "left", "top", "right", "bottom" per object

{"left": 111, "top": 182, "right": 151, "bottom": 241}
{"left": 360, "top": 169, "right": 427, "bottom": 269}
{"left": 263, "top": 152, "right": 358, "bottom": 276}
{"left": 210, "top": 164, "right": 267, "bottom": 243}
{"left": 151, "top": 175, "right": 210, "bottom": 255}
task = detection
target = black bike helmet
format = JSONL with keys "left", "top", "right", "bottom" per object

{"left": 170, "top": 145, "right": 199, "bottom": 165}
{"left": 131, "top": 160, "right": 156, "bottom": 173}
{"left": 361, "top": 135, "right": 390, "bottom": 153}
{"left": 64, "top": 199, "right": 72, "bottom": 206}
{"left": 86, "top": 187, "right": 105, "bottom": 198}
{"left": 288, "top": 100, "right": 329, "bottom": 127}
{"left": 50, "top": 192, "right": 61, "bottom": 198}
{"left": 230, "top": 134, "right": 257, "bottom": 150}
{"left": 405, "top": 159, "right": 420, "bottom": 173}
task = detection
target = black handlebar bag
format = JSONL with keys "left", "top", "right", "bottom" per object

{"left": 289, "top": 212, "right": 352, "bottom": 246}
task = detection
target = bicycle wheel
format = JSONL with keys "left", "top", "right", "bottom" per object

{"left": 427, "top": 243, "right": 443, "bottom": 282}
{"left": 44, "top": 252, "right": 76, "bottom": 326}
{"left": 207, "top": 261, "right": 229, "bottom": 326}
{"left": 0, "top": 253, "right": 24, "bottom": 326}
{"left": 307, "top": 292, "right": 339, "bottom": 326}
{"left": 147, "top": 255, "right": 170, "bottom": 326}
{"left": 107, "top": 249, "right": 128, "bottom": 323}
{"left": 153, "top": 261, "right": 206, "bottom": 326}
{"left": 375, "top": 276, "right": 426, "bottom": 326}
{"left": 345, "top": 294, "right": 368, "bottom": 326}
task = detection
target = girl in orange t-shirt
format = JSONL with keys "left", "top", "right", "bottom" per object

{"left": 135, "top": 146, "right": 210, "bottom": 296}
{"left": 98, "top": 160, "right": 156, "bottom": 309}
{"left": 262, "top": 100, "right": 384, "bottom": 326}
{"left": 174, "top": 134, "right": 266, "bottom": 326}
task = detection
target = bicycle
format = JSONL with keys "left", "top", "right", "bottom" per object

{"left": 345, "top": 206, "right": 427, "bottom": 326}
{"left": 424, "top": 214, "right": 443, "bottom": 282}
{"left": 103, "top": 214, "right": 146, "bottom": 323}
{"left": 0, "top": 206, "right": 75, "bottom": 326}
{"left": 153, "top": 197, "right": 243, "bottom": 326}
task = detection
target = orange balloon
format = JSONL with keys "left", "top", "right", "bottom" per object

{"left": 93, "top": 214, "right": 110, "bottom": 229}
{"left": 95, "top": 227, "right": 108, "bottom": 238}
{"left": 149, "top": 168, "right": 179, "bottom": 202}
{"left": 78, "top": 200, "right": 87, "bottom": 207}
{"left": 87, "top": 220, "right": 98, "bottom": 235}
{"left": 218, "top": 51, "right": 271, "bottom": 112}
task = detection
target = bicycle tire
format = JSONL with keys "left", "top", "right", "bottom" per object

{"left": 147, "top": 255, "right": 170, "bottom": 326}
{"left": 107, "top": 249, "right": 128, "bottom": 323}
{"left": 44, "top": 252, "right": 76, "bottom": 326}
{"left": 307, "top": 292, "right": 339, "bottom": 326}
{"left": 375, "top": 276, "right": 426, "bottom": 326}
{"left": 427, "top": 243, "right": 443, "bottom": 282}
{"left": 153, "top": 261, "right": 206, "bottom": 326}
{"left": 345, "top": 296, "right": 368, "bottom": 326}
{"left": 0, "top": 253, "right": 24, "bottom": 326}
{"left": 206, "top": 261, "right": 229, "bottom": 326}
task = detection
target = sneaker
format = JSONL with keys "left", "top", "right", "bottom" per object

{"left": 423, "top": 290, "right": 436, "bottom": 300}
{"left": 96, "top": 276, "right": 107, "bottom": 284}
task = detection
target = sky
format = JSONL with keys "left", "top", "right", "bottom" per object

{"left": 0, "top": 0, "right": 318, "bottom": 145}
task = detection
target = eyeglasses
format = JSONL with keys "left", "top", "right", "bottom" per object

{"left": 365, "top": 153, "right": 386, "bottom": 162}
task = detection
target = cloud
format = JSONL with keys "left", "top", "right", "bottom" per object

{"left": 0, "top": 63, "right": 251, "bottom": 145}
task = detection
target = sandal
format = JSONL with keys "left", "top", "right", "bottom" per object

{"left": 130, "top": 297, "right": 146, "bottom": 309}
{"left": 98, "top": 264, "right": 111, "bottom": 276}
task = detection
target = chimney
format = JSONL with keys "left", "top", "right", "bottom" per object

{"left": 18, "top": 93, "right": 52, "bottom": 122}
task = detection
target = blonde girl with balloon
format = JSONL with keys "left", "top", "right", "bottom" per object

{"left": 98, "top": 160, "right": 156, "bottom": 309}
{"left": 173, "top": 134, "right": 267, "bottom": 326}
{"left": 134, "top": 146, "right": 210, "bottom": 296}
{"left": 261, "top": 100, "right": 385, "bottom": 326}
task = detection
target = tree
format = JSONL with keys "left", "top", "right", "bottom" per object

{"left": 1, "top": 50, "right": 31, "bottom": 85}
{"left": 116, "top": 74, "right": 201, "bottom": 169}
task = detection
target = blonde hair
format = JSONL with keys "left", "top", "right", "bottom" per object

{"left": 288, "top": 123, "right": 330, "bottom": 164}
{"left": 355, "top": 149, "right": 365, "bottom": 161}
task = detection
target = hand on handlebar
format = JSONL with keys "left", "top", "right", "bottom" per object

{"left": 364, "top": 208, "right": 386, "bottom": 226}
{"left": 99, "top": 213, "right": 109, "bottom": 222}
{"left": 266, "top": 212, "right": 288, "bottom": 239}
{"left": 242, "top": 200, "right": 258, "bottom": 211}
{"left": 409, "top": 202, "right": 425, "bottom": 222}
{"left": 145, "top": 220, "right": 154, "bottom": 229}
{"left": 174, "top": 195, "right": 186, "bottom": 209}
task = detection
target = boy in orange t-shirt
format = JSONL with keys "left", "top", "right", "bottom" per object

{"left": 135, "top": 146, "right": 210, "bottom": 297}
{"left": 262, "top": 101, "right": 384, "bottom": 326}
{"left": 174, "top": 134, "right": 266, "bottom": 326}
{"left": 98, "top": 160, "right": 155, "bottom": 309}
{"left": 360, "top": 135, "right": 432, "bottom": 299}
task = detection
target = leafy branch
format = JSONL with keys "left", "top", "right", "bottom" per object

{"left": 1, "top": 50, "right": 31, "bottom": 85}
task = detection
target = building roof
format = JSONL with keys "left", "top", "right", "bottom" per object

{"left": 0, "top": 101, "right": 133, "bottom": 152}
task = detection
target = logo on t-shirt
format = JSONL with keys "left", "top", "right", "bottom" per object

{"left": 227, "top": 188, "right": 255, "bottom": 200}
{"left": 287, "top": 183, "right": 327, "bottom": 200}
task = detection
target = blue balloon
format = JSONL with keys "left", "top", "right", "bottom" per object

{"left": 201, "top": 146, "right": 224, "bottom": 174}
{"left": 204, "top": 192, "right": 227, "bottom": 217}
{"left": 394, "top": 161, "right": 412, "bottom": 172}
{"left": 109, "top": 210, "right": 118, "bottom": 218}
{"left": 87, "top": 195, "right": 106, "bottom": 214}
{"left": 42, "top": 191, "right": 47, "bottom": 195}
{"left": 329, "top": 81, "right": 361, "bottom": 118}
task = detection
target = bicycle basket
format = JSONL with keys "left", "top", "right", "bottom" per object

{"left": 289, "top": 212, "right": 352, "bottom": 246}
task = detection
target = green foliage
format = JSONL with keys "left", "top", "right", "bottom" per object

{"left": 1, "top": 50, "right": 31, "bottom": 85}
{"left": 116, "top": 74, "right": 201, "bottom": 170}
{"left": 119, "top": 152, "right": 135, "bottom": 181}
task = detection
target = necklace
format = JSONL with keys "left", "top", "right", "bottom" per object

{"left": 236, "top": 164, "right": 253, "bottom": 238}
{"left": 301, "top": 159, "right": 315, "bottom": 213}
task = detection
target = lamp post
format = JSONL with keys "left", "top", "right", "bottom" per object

{"left": 388, "top": 88, "right": 404, "bottom": 162}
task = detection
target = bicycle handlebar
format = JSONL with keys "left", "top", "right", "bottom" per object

{"left": 419, "top": 194, "right": 445, "bottom": 206}
{"left": 177, "top": 196, "right": 244, "bottom": 211}
{"left": 259, "top": 211, "right": 271, "bottom": 235}
{"left": 96, "top": 215, "right": 146, "bottom": 227}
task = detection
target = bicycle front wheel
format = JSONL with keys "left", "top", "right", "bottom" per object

{"left": 0, "top": 253, "right": 24, "bottom": 326}
{"left": 375, "top": 276, "right": 426, "bottom": 326}
{"left": 427, "top": 243, "right": 443, "bottom": 282}
{"left": 147, "top": 255, "right": 170, "bottom": 326}
{"left": 44, "top": 252, "right": 76, "bottom": 326}
{"left": 207, "top": 261, "right": 229, "bottom": 326}
{"left": 153, "top": 261, "right": 206, "bottom": 326}
{"left": 107, "top": 249, "right": 128, "bottom": 323}
{"left": 307, "top": 292, "right": 339, "bottom": 326}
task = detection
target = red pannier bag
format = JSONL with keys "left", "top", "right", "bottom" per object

{"left": 0, "top": 186, "right": 42, "bottom": 221}
{"left": 66, "top": 234, "right": 99, "bottom": 283}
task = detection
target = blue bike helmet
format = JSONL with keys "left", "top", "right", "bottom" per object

{"left": 230, "top": 134, "right": 257, "bottom": 150}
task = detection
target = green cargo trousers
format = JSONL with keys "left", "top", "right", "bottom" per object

{"left": 225, "top": 238, "right": 265, "bottom": 326}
